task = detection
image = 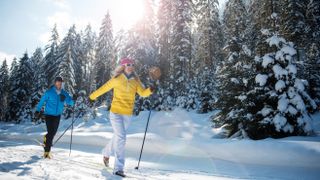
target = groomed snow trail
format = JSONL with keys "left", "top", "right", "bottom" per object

{"left": 0, "top": 140, "right": 233, "bottom": 180}
{"left": 1, "top": 108, "right": 320, "bottom": 179}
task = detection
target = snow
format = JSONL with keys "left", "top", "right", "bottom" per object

{"left": 273, "top": 113, "right": 287, "bottom": 132}
{"left": 294, "top": 79, "right": 305, "bottom": 91}
{"left": 281, "top": 46, "right": 297, "bottom": 56}
{"left": 1, "top": 108, "right": 320, "bottom": 179}
{"left": 237, "top": 95, "right": 247, "bottom": 101}
{"left": 278, "top": 95, "right": 289, "bottom": 112}
{"left": 275, "top": 80, "right": 286, "bottom": 92}
{"left": 259, "top": 107, "right": 273, "bottom": 117}
{"left": 290, "top": 93, "right": 306, "bottom": 111}
{"left": 287, "top": 64, "right": 297, "bottom": 75}
{"left": 230, "top": 78, "right": 239, "bottom": 84}
{"left": 287, "top": 105, "right": 298, "bottom": 115}
{"left": 272, "top": 64, "right": 288, "bottom": 79}
{"left": 255, "top": 74, "right": 268, "bottom": 86}
{"left": 266, "top": 35, "right": 286, "bottom": 48}
{"left": 297, "top": 113, "right": 313, "bottom": 132}
{"left": 242, "top": 45, "right": 251, "bottom": 56}
{"left": 262, "top": 54, "right": 274, "bottom": 68}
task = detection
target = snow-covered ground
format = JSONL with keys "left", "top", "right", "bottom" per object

{"left": 1, "top": 107, "right": 320, "bottom": 179}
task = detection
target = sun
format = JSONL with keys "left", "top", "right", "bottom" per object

{"left": 106, "top": 0, "right": 145, "bottom": 31}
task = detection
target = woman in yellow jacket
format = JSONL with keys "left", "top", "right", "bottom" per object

{"left": 89, "top": 58, "right": 154, "bottom": 177}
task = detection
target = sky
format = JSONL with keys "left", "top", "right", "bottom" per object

{"left": 0, "top": 0, "right": 227, "bottom": 67}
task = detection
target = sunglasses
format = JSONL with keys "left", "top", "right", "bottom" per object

{"left": 125, "top": 63, "right": 135, "bottom": 67}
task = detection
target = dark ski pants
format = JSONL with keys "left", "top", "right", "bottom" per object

{"left": 44, "top": 115, "right": 61, "bottom": 152}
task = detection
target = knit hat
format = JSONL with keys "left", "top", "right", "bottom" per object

{"left": 120, "top": 58, "right": 134, "bottom": 66}
{"left": 54, "top": 76, "right": 63, "bottom": 82}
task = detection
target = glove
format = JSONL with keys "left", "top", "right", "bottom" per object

{"left": 60, "top": 94, "right": 66, "bottom": 102}
{"left": 149, "top": 80, "right": 157, "bottom": 92}
{"left": 88, "top": 97, "right": 95, "bottom": 107}
{"left": 72, "top": 94, "right": 78, "bottom": 101}
{"left": 149, "top": 66, "right": 161, "bottom": 81}
{"left": 34, "top": 111, "right": 42, "bottom": 119}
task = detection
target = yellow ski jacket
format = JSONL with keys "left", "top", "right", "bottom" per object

{"left": 89, "top": 73, "right": 152, "bottom": 115}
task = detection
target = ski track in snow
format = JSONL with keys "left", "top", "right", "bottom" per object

{"left": 0, "top": 108, "right": 320, "bottom": 180}
{"left": 0, "top": 140, "right": 228, "bottom": 180}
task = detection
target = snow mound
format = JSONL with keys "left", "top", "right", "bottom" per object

{"left": 255, "top": 74, "right": 268, "bottom": 86}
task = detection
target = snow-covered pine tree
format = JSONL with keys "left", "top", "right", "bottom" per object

{"left": 74, "top": 90, "right": 88, "bottom": 118}
{"left": 194, "top": 0, "right": 223, "bottom": 113}
{"left": 249, "top": 29, "right": 317, "bottom": 139}
{"left": 74, "top": 33, "right": 84, "bottom": 92}
{"left": 305, "top": 43, "right": 320, "bottom": 106}
{"left": 56, "top": 25, "right": 78, "bottom": 95}
{"left": 244, "top": 0, "right": 264, "bottom": 60}
{"left": 304, "top": 0, "right": 320, "bottom": 106}
{"left": 170, "top": 0, "right": 193, "bottom": 108}
{"left": 95, "top": 12, "right": 114, "bottom": 105}
{"left": 280, "top": 0, "right": 308, "bottom": 48}
{"left": 157, "top": 0, "right": 172, "bottom": 81}
{"left": 0, "top": 60, "right": 10, "bottom": 121}
{"left": 43, "top": 24, "right": 60, "bottom": 86}
{"left": 29, "top": 48, "right": 47, "bottom": 122}
{"left": 252, "top": 0, "right": 281, "bottom": 55}
{"left": 278, "top": 0, "right": 310, "bottom": 84}
{"left": 223, "top": 0, "right": 247, "bottom": 42}
{"left": 7, "top": 53, "right": 34, "bottom": 122}
{"left": 155, "top": 0, "right": 175, "bottom": 110}
{"left": 55, "top": 25, "right": 81, "bottom": 118}
{"left": 81, "top": 24, "right": 97, "bottom": 94}
{"left": 212, "top": 0, "right": 255, "bottom": 138}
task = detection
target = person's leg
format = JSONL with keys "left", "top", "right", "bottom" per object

{"left": 49, "top": 116, "right": 60, "bottom": 155}
{"left": 118, "top": 115, "right": 131, "bottom": 170}
{"left": 123, "top": 115, "right": 132, "bottom": 131}
{"left": 103, "top": 135, "right": 114, "bottom": 156}
{"left": 51, "top": 115, "right": 60, "bottom": 145}
{"left": 109, "top": 113, "right": 131, "bottom": 173}
{"left": 102, "top": 113, "right": 116, "bottom": 157}
{"left": 102, "top": 113, "right": 132, "bottom": 157}
{"left": 44, "top": 115, "right": 60, "bottom": 152}
{"left": 44, "top": 116, "right": 54, "bottom": 152}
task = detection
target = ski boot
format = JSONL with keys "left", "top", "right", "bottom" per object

{"left": 114, "top": 170, "right": 126, "bottom": 178}
{"left": 43, "top": 152, "right": 52, "bottom": 159}
{"left": 103, "top": 156, "right": 109, "bottom": 167}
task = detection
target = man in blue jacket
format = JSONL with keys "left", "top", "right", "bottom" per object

{"left": 35, "top": 76, "right": 74, "bottom": 158}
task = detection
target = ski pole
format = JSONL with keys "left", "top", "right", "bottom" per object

{"left": 53, "top": 109, "right": 78, "bottom": 146}
{"left": 69, "top": 110, "right": 75, "bottom": 156}
{"left": 135, "top": 109, "right": 152, "bottom": 170}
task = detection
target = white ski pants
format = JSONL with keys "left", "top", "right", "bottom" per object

{"left": 102, "top": 112, "right": 132, "bottom": 172}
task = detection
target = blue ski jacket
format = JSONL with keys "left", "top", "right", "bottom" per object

{"left": 36, "top": 86, "right": 74, "bottom": 116}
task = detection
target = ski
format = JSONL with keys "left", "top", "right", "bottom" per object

{"left": 34, "top": 139, "right": 45, "bottom": 147}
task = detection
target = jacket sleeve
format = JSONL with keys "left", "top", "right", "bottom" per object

{"left": 89, "top": 78, "right": 115, "bottom": 100}
{"left": 64, "top": 92, "right": 74, "bottom": 106}
{"left": 36, "top": 91, "right": 48, "bottom": 112}
{"left": 136, "top": 80, "right": 152, "bottom": 97}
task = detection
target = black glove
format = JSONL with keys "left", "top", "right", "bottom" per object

{"left": 149, "top": 80, "right": 157, "bottom": 92}
{"left": 150, "top": 85, "right": 157, "bottom": 92}
{"left": 60, "top": 94, "right": 66, "bottom": 102}
{"left": 34, "top": 111, "right": 42, "bottom": 119}
{"left": 72, "top": 94, "right": 78, "bottom": 101}
{"left": 88, "top": 97, "right": 95, "bottom": 107}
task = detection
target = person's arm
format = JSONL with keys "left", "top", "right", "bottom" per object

{"left": 36, "top": 91, "right": 48, "bottom": 112}
{"left": 89, "top": 78, "right": 115, "bottom": 100}
{"left": 64, "top": 92, "right": 74, "bottom": 106}
{"left": 136, "top": 79, "right": 152, "bottom": 97}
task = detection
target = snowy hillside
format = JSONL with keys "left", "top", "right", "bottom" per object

{"left": 1, "top": 107, "right": 320, "bottom": 179}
